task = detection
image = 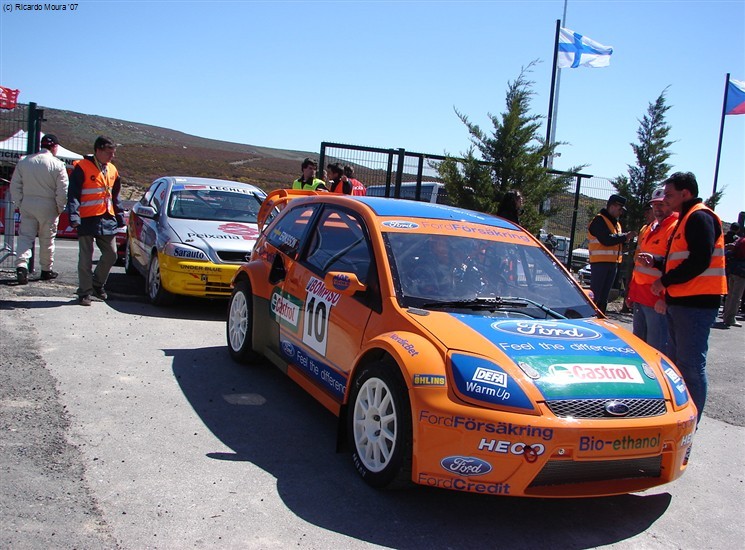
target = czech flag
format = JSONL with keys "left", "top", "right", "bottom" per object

{"left": 725, "top": 79, "right": 745, "bottom": 115}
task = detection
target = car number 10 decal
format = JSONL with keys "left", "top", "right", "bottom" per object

{"left": 302, "top": 277, "right": 341, "bottom": 356}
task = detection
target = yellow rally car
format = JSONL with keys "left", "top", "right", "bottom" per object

{"left": 226, "top": 189, "right": 696, "bottom": 498}
{"left": 126, "top": 177, "right": 266, "bottom": 305}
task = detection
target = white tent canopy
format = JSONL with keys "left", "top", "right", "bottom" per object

{"left": 0, "top": 129, "right": 83, "bottom": 168}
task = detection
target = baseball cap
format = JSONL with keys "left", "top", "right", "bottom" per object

{"left": 608, "top": 194, "right": 627, "bottom": 211}
{"left": 649, "top": 187, "right": 665, "bottom": 203}
{"left": 40, "top": 134, "right": 59, "bottom": 147}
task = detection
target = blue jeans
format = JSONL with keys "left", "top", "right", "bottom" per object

{"left": 666, "top": 305, "right": 718, "bottom": 422}
{"left": 633, "top": 303, "right": 669, "bottom": 355}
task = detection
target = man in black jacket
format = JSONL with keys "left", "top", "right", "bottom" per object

{"left": 644, "top": 172, "right": 726, "bottom": 422}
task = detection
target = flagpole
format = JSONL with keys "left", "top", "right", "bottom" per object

{"left": 548, "top": 0, "right": 569, "bottom": 167}
{"left": 712, "top": 72, "right": 730, "bottom": 196}
{"left": 544, "top": 18, "right": 561, "bottom": 168}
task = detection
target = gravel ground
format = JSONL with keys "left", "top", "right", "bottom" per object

{"left": 0, "top": 277, "right": 119, "bottom": 549}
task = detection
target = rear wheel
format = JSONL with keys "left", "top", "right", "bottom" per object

{"left": 147, "top": 253, "right": 175, "bottom": 306}
{"left": 348, "top": 361, "right": 412, "bottom": 488}
{"left": 227, "top": 280, "right": 259, "bottom": 363}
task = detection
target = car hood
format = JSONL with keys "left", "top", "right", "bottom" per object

{"left": 169, "top": 218, "right": 260, "bottom": 252}
{"left": 407, "top": 311, "right": 687, "bottom": 408}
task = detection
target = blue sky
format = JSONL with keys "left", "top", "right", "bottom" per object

{"left": 2, "top": 0, "right": 744, "bottom": 223}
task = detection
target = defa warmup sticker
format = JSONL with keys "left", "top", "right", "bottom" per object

{"left": 662, "top": 359, "right": 689, "bottom": 406}
{"left": 450, "top": 354, "right": 534, "bottom": 410}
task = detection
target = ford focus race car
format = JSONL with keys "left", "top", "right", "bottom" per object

{"left": 126, "top": 177, "right": 266, "bottom": 305}
{"left": 226, "top": 189, "right": 696, "bottom": 498}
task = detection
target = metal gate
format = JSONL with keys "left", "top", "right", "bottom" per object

{"left": 318, "top": 141, "right": 617, "bottom": 270}
{"left": 1, "top": 102, "right": 43, "bottom": 270}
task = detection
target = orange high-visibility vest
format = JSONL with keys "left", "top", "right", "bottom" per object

{"left": 664, "top": 203, "right": 726, "bottom": 297}
{"left": 588, "top": 214, "right": 623, "bottom": 264}
{"left": 77, "top": 159, "right": 117, "bottom": 218}
{"left": 632, "top": 213, "right": 678, "bottom": 285}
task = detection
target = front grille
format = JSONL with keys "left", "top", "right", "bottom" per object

{"left": 204, "top": 282, "right": 232, "bottom": 295}
{"left": 546, "top": 398, "right": 667, "bottom": 418}
{"left": 216, "top": 250, "right": 251, "bottom": 263}
{"left": 529, "top": 456, "right": 662, "bottom": 488}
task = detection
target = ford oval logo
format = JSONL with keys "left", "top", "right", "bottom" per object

{"left": 440, "top": 456, "right": 492, "bottom": 477}
{"left": 604, "top": 400, "right": 630, "bottom": 416}
{"left": 382, "top": 220, "right": 419, "bottom": 230}
{"left": 281, "top": 340, "right": 295, "bottom": 358}
{"left": 491, "top": 320, "right": 601, "bottom": 340}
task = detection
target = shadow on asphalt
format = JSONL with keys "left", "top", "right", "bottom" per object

{"left": 170, "top": 344, "right": 673, "bottom": 550}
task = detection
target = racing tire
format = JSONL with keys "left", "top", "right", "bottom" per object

{"left": 124, "top": 239, "right": 138, "bottom": 276}
{"left": 348, "top": 360, "right": 412, "bottom": 489}
{"left": 147, "top": 253, "right": 175, "bottom": 306}
{"left": 227, "top": 280, "right": 259, "bottom": 363}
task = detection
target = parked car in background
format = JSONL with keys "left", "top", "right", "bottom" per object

{"left": 226, "top": 189, "right": 697, "bottom": 498}
{"left": 126, "top": 177, "right": 266, "bottom": 305}
{"left": 571, "top": 239, "right": 590, "bottom": 270}
{"left": 366, "top": 182, "right": 450, "bottom": 205}
{"left": 578, "top": 263, "right": 592, "bottom": 286}
{"left": 57, "top": 200, "right": 135, "bottom": 265}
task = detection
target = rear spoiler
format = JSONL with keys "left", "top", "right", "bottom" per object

{"left": 257, "top": 188, "right": 322, "bottom": 232}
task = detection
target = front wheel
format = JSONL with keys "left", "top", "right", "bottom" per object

{"left": 147, "top": 253, "right": 175, "bottom": 306}
{"left": 124, "top": 239, "right": 138, "bottom": 276}
{"left": 348, "top": 361, "right": 412, "bottom": 488}
{"left": 227, "top": 280, "right": 259, "bottom": 363}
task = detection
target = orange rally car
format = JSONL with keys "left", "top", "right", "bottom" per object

{"left": 226, "top": 189, "right": 697, "bottom": 498}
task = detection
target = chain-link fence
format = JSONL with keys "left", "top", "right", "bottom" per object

{"left": 319, "top": 141, "right": 620, "bottom": 270}
{"left": 1, "top": 103, "right": 42, "bottom": 270}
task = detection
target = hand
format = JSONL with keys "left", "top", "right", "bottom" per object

{"left": 650, "top": 278, "right": 665, "bottom": 296}
{"left": 637, "top": 252, "right": 654, "bottom": 267}
{"left": 653, "top": 299, "right": 667, "bottom": 315}
{"left": 626, "top": 230, "right": 638, "bottom": 242}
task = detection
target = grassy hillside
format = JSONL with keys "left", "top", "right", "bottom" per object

{"left": 20, "top": 108, "right": 318, "bottom": 199}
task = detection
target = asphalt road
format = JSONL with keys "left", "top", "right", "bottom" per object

{"left": 1, "top": 238, "right": 744, "bottom": 549}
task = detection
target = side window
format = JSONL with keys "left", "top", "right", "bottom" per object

{"left": 265, "top": 204, "right": 317, "bottom": 260}
{"left": 304, "top": 208, "right": 371, "bottom": 283}
{"left": 143, "top": 180, "right": 165, "bottom": 209}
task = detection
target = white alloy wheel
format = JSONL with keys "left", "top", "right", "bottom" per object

{"left": 352, "top": 376, "right": 399, "bottom": 473}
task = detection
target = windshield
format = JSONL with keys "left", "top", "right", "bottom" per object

{"left": 168, "top": 188, "right": 263, "bottom": 223}
{"left": 384, "top": 232, "right": 595, "bottom": 319}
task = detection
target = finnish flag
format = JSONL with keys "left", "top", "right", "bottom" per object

{"left": 558, "top": 28, "right": 614, "bottom": 69}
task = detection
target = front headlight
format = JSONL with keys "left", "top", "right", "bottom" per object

{"left": 163, "top": 242, "right": 209, "bottom": 262}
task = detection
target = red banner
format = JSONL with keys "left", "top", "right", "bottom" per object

{"left": 0, "top": 86, "right": 20, "bottom": 110}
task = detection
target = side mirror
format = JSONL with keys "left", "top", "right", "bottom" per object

{"left": 133, "top": 204, "right": 158, "bottom": 220}
{"left": 324, "top": 271, "right": 367, "bottom": 296}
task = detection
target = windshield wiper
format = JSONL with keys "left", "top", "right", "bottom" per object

{"left": 417, "top": 296, "right": 566, "bottom": 319}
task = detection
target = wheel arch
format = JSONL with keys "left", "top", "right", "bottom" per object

{"left": 336, "top": 332, "right": 445, "bottom": 453}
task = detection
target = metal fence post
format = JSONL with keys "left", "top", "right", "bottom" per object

{"left": 567, "top": 174, "right": 584, "bottom": 269}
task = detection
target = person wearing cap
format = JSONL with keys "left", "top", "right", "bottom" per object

{"left": 626, "top": 187, "right": 679, "bottom": 353}
{"left": 586, "top": 193, "right": 637, "bottom": 313}
{"left": 292, "top": 158, "right": 327, "bottom": 191}
{"left": 642, "top": 172, "right": 727, "bottom": 423}
{"left": 9, "top": 134, "right": 69, "bottom": 284}
{"left": 67, "top": 135, "right": 125, "bottom": 306}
